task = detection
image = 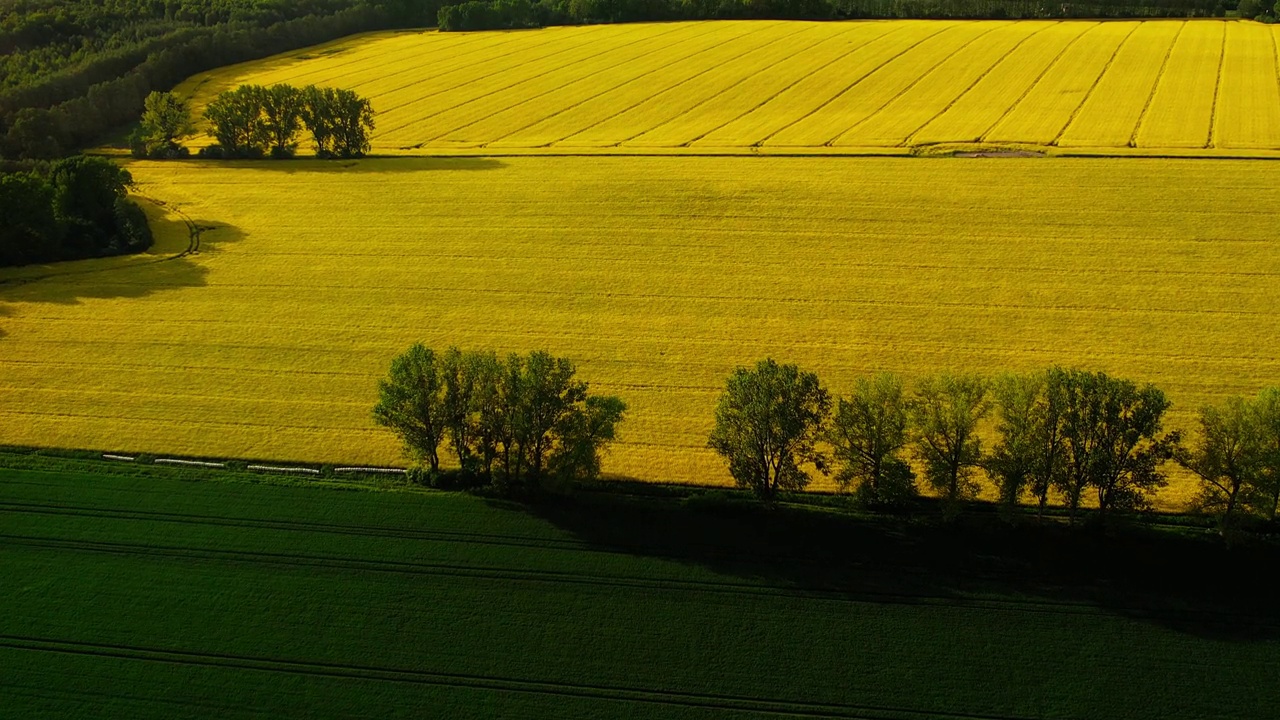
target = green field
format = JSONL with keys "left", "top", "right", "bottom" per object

{"left": 1, "top": 459, "right": 1275, "bottom": 718}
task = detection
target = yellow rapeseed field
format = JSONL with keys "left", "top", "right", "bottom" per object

{"left": 174, "top": 19, "right": 1280, "bottom": 155}
{"left": 4, "top": 157, "right": 1280, "bottom": 509}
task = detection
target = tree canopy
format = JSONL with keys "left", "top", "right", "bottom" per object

{"left": 708, "top": 358, "right": 831, "bottom": 501}
{"left": 374, "top": 345, "right": 626, "bottom": 495}
{"left": 0, "top": 155, "right": 151, "bottom": 268}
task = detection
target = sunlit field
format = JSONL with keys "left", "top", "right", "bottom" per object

{"left": 174, "top": 19, "right": 1280, "bottom": 155}
{"left": 3, "top": 157, "right": 1280, "bottom": 507}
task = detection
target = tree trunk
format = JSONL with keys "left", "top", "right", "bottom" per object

{"left": 1223, "top": 479, "right": 1240, "bottom": 527}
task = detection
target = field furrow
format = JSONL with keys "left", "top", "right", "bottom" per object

{"left": 985, "top": 22, "right": 1135, "bottom": 145}
{"left": 833, "top": 22, "right": 1036, "bottom": 147}
{"left": 766, "top": 21, "right": 999, "bottom": 147}
{"left": 381, "top": 23, "right": 742, "bottom": 146}
{"left": 486, "top": 22, "right": 815, "bottom": 148}
{"left": 624, "top": 23, "right": 886, "bottom": 148}
{"left": 1057, "top": 21, "right": 1183, "bottom": 148}
{"left": 562, "top": 24, "right": 840, "bottom": 148}
{"left": 376, "top": 24, "right": 701, "bottom": 145}
{"left": 434, "top": 23, "right": 779, "bottom": 146}
{"left": 1212, "top": 21, "right": 1280, "bottom": 149}
{"left": 1135, "top": 21, "right": 1225, "bottom": 149}
{"left": 908, "top": 22, "right": 1091, "bottom": 146}
{"left": 169, "top": 20, "right": 1280, "bottom": 154}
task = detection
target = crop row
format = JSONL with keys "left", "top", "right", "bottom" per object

{"left": 172, "top": 20, "right": 1280, "bottom": 152}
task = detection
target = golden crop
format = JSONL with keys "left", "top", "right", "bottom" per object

{"left": 175, "top": 19, "right": 1280, "bottom": 155}
{"left": 4, "top": 157, "right": 1280, "bottom": 509}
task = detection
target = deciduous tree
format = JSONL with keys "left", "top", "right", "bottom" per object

{"left": 1053, "top": 369, "right": 1173, "bottom": 522}
{"left": 1177, "top": 396, "right": 1261, "bottom": 530}
{"left": 204, "top": 84, "right": 268, "bottom": 157}
{"left": 373, "top": 343, "right": 447, "bottom": 473}
{"left": 912, "top": 373, "right": 989, "bottom": 512}
{"left": 985, "top": 371, "right": 1063, "bottom": 518}
{"left": 260, "top": 84, "right": 306, "bottom": 158}
{"left": 135, "top": 91, "right": 194, "bottom": 157}
{"left": 828, "top": 373, "right": 915, "bottom": 507}
{"left": 708, "top": 359, "right": 830, "bottom": 501}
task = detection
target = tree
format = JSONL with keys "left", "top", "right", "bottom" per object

{"left": 1238, "top": 0, "right": 1261, "bottom": 17}
{"left": 912, "top": 373, "right": 989, "bottom": 512}
{"left": 1176, "top": 396, "right": 1261, "bottom": 530}
{"left": 136, "top": 91, "right": 194, "bottom": 157}
{"left": 373, "top": 344, "right": 447, "bottom": 473}
{"left": 48, "top": 155, "right": 134, "bottom": 255}
{"left": 1251, "top": 387, "right": 1280, "bottom": 521}
{"left": 707, "top": 359, "right": 831, "bottom": 501}
{"left": 330, "top": 88, "right": 376, "bottom": 158}
{"left": 549, "top": 394, "right": 628, "bottom": 487}
{"left": 301, "top": 86, "right": 374, "bottom": 158}
{"left": 0, "top": 172, "right": 61, "bottom": 267}
{"left": 985, "top": 371, "right": 1063, "bottom": 518}
{"left": 828, "top": 373, "right": 915, "bottom": 507}
{"left": 204, "top": 84, "right": 268, "bottom": 157}
{"left": 1053, "top": 369, "right": 1173, "bottom": 522}
{"left": 260, "top": 84, "right": 305, "bottom": 158}
{"left": 381, "top": 346, "right": 625, "bottom": 493}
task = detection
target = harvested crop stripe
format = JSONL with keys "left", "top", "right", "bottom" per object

{"left": 834, "top": 22, "right": 1034, "bottom": 147}
{"left": 690, "top": 21, "right": 936, "bottom": 147}
{"left": 985, "top": 22, "right": 1135, "bottom": 145}
{"left": 1135, "top": 21, "right": 1224, "bottom": 149}
{"left": 485, "top": 22, "right": 813, "bottom": 148}
{"left": 1212, "top": 21, "right": 1280, "bottom": 149}
{"left": 766, "top": 22, "right": 996, "bottom": 147}
{"left": 1057, "top": 20, "right": 1183, "bottom": 148}
{"left": 622, "top": 23, "right": 877, "bottom": 148}
{"left": 544, "top": 23, "right": 829, "bottom": 149}
{"left": 907, "top": 21, "right": 1090, "bottom": 146}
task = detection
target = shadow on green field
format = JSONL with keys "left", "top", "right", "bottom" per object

{"left": 0, "top": 214, "right": 244, "bottom": 306}
{"left": 516, "top": 492, "right": 1279, "bottom": 642}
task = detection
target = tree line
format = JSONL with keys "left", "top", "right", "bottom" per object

{"left": 200, "top": 84, "right": 375, "bottom": 159}
{"left": 0, "top": 155, "right": 151, "bottom": 268}
{"left": 438, "top": 0, "right": 1231, "bottom": 32}
{"left": 707, "top": 359, "right": 1280, "bottom": 532}
{"left": 374, "top": 345, "right": 627, "bottom": 495}
{"left": 1, "top": 1, "right": 395, "bottom": 161}
{"left": 129, "top": 85, "right": 375, "bottom": 159}
{"left": 374, "top": 346, "right": 1280, "bottom": 532}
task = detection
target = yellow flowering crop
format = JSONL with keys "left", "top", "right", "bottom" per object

{"left": 174, "top": 19, "right": 1280, "bottom": 155}
{"left": 5, "top": 157, "right": 1280, "bottom": 509}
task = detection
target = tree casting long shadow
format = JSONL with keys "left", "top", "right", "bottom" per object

{"left": 515, "top": 490, "right": 1279, "bottom": 641}
{"left": 0, "top": 205, "right": 244, "bottom": 306}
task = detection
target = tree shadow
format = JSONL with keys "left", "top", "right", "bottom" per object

{"left": 514, "top": 491, "right": 1280, "bottom": 641}
{"left": 0, "top": 204, "right": 243, "bottom": 306}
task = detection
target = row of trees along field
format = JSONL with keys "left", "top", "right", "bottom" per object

{"left": 708, "top": 360, "right": 1280, "bottom": 531}
{"left": 373, "top": 345, "right": 627, "bottom": 496}
{"left": 0, "top": 156, "right": 150, "bottom": 268}
{"left": 374, "top": 347, "right": 1280, "bottom": 532}
{"left": 137, "top": 84, "right": 377, "bottom": 159}
{"left": 437, "top": 0, "right": 1242, "bottom": 32}
{"left": 0, "top": 0, "right": 407, "bottom": 161}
